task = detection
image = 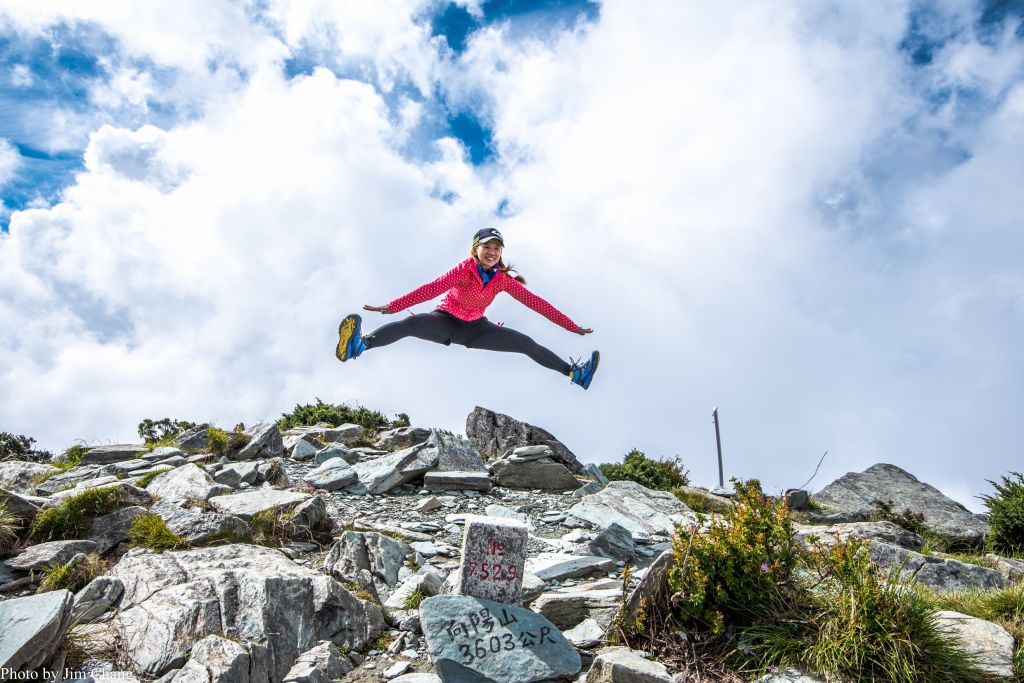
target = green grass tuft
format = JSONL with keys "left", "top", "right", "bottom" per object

{"left": 30, "top": 486, "right": 126, "bottom": 542}
{"left": 38, "top": 552, "right": 106, "bottom": 593}
{"left": 136, "top": 467, "right": 173, "bottom": 489}
{"left": 128, "top": 513, "right": 188, "bottom": 550}
{"left": 403, "top": 588, "right": 426, "bottom": 610}
{"left": 50, "top": 445, "right": 88, "bottom": 473}
{"left": 0, "top": 498, "right": 21, "bottom": 552}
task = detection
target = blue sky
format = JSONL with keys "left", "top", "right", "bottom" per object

{"left": 2, "top": 0, "right": 1023, "bottom": 511}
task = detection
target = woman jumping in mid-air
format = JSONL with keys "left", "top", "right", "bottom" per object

{"left": 336, "top": 227, "right": 599, "bottom": 390}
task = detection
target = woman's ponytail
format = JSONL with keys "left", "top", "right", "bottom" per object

{"left": 499, "top": 260, "right": 526, "bottom": 285}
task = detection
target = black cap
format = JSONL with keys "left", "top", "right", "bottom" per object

{"left": 473, "top": 228, "right": 504, "bottom": 246}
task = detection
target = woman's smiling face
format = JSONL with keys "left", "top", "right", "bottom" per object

{"left": 475, "top": 240, "right": 503, "bottom": 269}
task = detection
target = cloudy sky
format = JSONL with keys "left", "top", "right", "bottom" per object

{"left": 2, "top": 0, "right": 1022, "bottom": 511}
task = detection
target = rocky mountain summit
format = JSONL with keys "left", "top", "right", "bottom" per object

{"left": 0, "top": 406, "right": 1018, "bottom": 682}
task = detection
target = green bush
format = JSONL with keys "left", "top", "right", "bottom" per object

{"left": 668, "top": 479, "right": 799, "bottom": 635}
{"left": 50, "top": 445, "right": 88, "bottom": 473}
{"left": 0, "top": 498, "right": 21, "bottom": 552}
{"left": 0, "top": 432, "right": 53, "bottom": 463}
{"left": 137, "top": 418, "right": 196, "bottom": 445}
{"left": 981, "top": 472, "right": 1024, "bottom": 556}
{"left": 599, "top": 449, "right": 689, "bottom": 492}
{"left": 277, "top": 398, "right": 404, "bottom": 433}
{"left": 30, "top": 486, "right": 127, "bottom": 542}
{"left": 129, "top": 513, "right": 188, "bottom": 550}
{"left": 206, "top": 426, "right": 249, "bottom": 458}
{"left": 38, "top": 552, "right": 106, "bottom": 593}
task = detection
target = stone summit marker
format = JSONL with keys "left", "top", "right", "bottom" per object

{"left": 458, "top": 516, "right": 528, "bottom": 604}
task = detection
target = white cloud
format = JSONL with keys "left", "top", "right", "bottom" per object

{"left": 1, "top": 1, "right": 1022, "bottom": 514}
{"left": 9, "top": 63, "right": 32, "bottom": 86}
{"left": 0, "top": 139, "right": 20, "bottom": 186}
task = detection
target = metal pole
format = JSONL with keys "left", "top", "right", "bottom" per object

{"left": 713, "top": 407, "right": 724, "bottom": 487}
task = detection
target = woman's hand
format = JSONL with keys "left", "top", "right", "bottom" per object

{"left": 364, "top": 305, "right": 393, "bottom": 314}
{"left": 576, "top": 327, "right": 593, "bottom": 335}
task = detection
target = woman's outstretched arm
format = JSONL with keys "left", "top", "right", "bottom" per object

{"left": 384, "top": 259, "right": 471, "bottom": 314}
{"left": 503, "top": 278, "right": 589, "bottom": 333}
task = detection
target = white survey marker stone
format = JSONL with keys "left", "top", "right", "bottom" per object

{"left": 458, "top": 516, "right": 528, "bottom": 604}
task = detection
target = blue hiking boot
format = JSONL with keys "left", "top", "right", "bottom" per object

{"left": 336, "top": 314, "right": 367, "bottom": 362}
{"left": 569, "top": 350, "right": 600, "bottom": 390}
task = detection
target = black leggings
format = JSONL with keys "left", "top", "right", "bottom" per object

{"left": 364, "top": 310, "right": 572, "bottom": 375}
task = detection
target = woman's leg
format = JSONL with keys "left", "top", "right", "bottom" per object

{"left": 463, "top": 319, "right": 572, "bottom": 375}
{"left": 363, "top": 311, "right": 458, "bottom": 349}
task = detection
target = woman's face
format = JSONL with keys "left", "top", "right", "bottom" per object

{"left": 475, "top": 240, "right": 503, "bottom": 269}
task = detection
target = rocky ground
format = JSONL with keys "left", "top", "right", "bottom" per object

{"left": 0, "top": 407, "right": 1019, "bottom": 682}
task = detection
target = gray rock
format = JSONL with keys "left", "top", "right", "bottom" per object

{"left": 572, "top": 481, "right": 605, "bottom": 498}
{"left": 588, "top": 523, "right": 636, "bottom": 561}
{"left": 0, "top": 461, "right": 59, "bottom": 494}
{"left": 304, "top": 458, "right": 358, "bottom": 491}
{"left": 563, "top": 617, "right": 605, "bottom": 648}
{"left": 491, "top": 457, "right": 582, "bottom": 491}
{"left": 785, "top": 489, "right": 809, "bottom": 510}
{"left": 814, "top": 464, "right": 988, "bottom": 546}
{"left": 102, "top": 459, "right": 152, "bottom": 476}
{"left": 586, "top": 646, "right": 672, "bottom": 682}
{"left": 566, "top": 481, "right": 695, "bottom": 541}
{"left": 374, "top": 427, "right": 433, "bottom": 451}
{"left": 173, "top": 424, "right": 211, "bottom": 451}
{"left": 867, "top": 541, "right": 1010, "bottom": 592}
{"left": 324, "top": 531, "right": 413, "bottom": 595}
{"left": 256, "top": 457, "right": 289, "bottom": 487}
{"left": 314, "top": 444, "right": 356, "bottom": 465}
{"left": 5, "top": 540, "right": 99, "bottom": 571}
{"left": 149, "top": 501, "right": 249, "bottom": 545}
{"left": 170, "top": 634, "right": 250, "bottom": 683}
{"left": 146, "top": 464, "right": 232, "bottom": 502}
{"left": 142, "top": 446, "right": 187, "bottom": 462}
{"left": 81, "top": 444, "right": 149, "bottom": 465}
{"left": 521, "top": 573, "right": 546, "bottom": 606}
{"left": 321, "top": 423, "right": 366, "bottom": 445}
{"left": 0, "top": 590, "right": 74, "bottom": 671}
{"left": 89, "top": 505, "right": 148, "bottom": 554}
{"left": 420, "top": 594, "right": 581, "bottom": 682}
{"left": 526, "top": 553, "right": 616, "bottom": 581}
{"left": 212, "top": 461, "right": 260, "bottom": 488}
{"left": 391, "top": 676, "right": 442, "bottom": 683}
{"left": 424, "top": 471, "right": 492, "bottom": 492}
{"left": 620, "top": 549, "right": 674, "bottom": 632}
{"left": 585, "top": 463, "right": 610, "bottom": 485}
{"left": 282, "top": 640, "right": 353, "bottom": 682}
{"left": 384, "top": 569, "right": 445, "bottom": 610}
{"left": 752, "top": 670, "right": 826, "bottom": 683}
{"left": 988, "top": 554, "right": 1024, "bottom": 583}
{"left": 288, "top": 495, "right": 328, "bottom": 536}
{"left": 0, "top": 488, "right": 46, "bottom": 521}
{"left": 466, "top": 406, "right": 583, "bottom": 473}
{"left": 426, "top": 430, "right": 488, "bottom": 472}
{"left": 32, "top": 464, "right": 105, "bottom": 496}
{"left": 290, "top": 440, "right": 318, "bottom": 462}
{"left": 72, "top": 576, "right": 125, "bottom": 622}
{"left": 795, "top": 520, "right": 925, "bottom": 551}
{"left": 531, "top": 588, "right": 621, "bottom": 630}
{"left": 384, "top": 661, "right": 412, "bottom": 679}
{"left": 110, "top": 544, "right": 385, "bottom": 679}
{"left": 935, "top": 611, "right": 1015, "bottom": 679}
{"left": 236, "top": 423, "right": 284, "bottom": 461}
{"left": 416, "top": 497, "right": 442, "bottom": 513}
{"left": 350, "top": 443, "right": 439, "bottom": 494}
{"left": 208, "top": 489, "right": 310, "bottom": 521}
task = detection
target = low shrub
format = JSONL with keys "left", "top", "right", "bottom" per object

{"left": 871, "top": 498, "right": 928, "bottom": 536}
{"left": 136, "top": 468, "right": 173, "bottom": 489}
{"left": 981, "top": 472, "right": 1024, "bottom": 556}
{"left": 207, "top": 426, "right": 249, "bottom": 458}
{"left": 137, "top": 418, "right": 196, "bottom": 445}
{"left": 128, "top": 513, "right": 188, "bottom": 551}
{"left": 599, "top": 449, "right": 689, "bottom": 491}
{"left": 0, "top": 498, "right": 21, "bottom": 552}
{"left": 38, "top": 552, "right": 106, "bottom": 593}
{"left": 0, "top": 432, "right": 53, "bottom": 462}
{"left": 30, "top": 486, "right": 126, "bottom": 542}
{"left": 51, "top": 445, "right": 88, "bottom": 473}
{"left": 277, "top": 398, "right": 404, "bottom": 433}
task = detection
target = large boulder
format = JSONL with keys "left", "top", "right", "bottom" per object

{"left": 424, "top": 430, "right": 488, "bottom": 472}
{"left": 33, "top": 464, "right": 105, "bottom": 496}
{"left": 566, "top": 480, "right": 695, "bottom": 542}
{"left": 173, "top": 424, "right": 211, "bottom": 451}
{"left": 5, "top": 540, "right": 99, "bottom": 571}
{"left": 0, "top": 590, "right": 74, "bottom": 672}
{"left": 867, "top": 541, "right": 1010, "bottom": 593}
{"left": 531, "top": 588, "right": 622, "bottom": 630}
{"left": 0, "top": 461, "right": 59, "bottom": 494}
{"left": 349, "top": 443, "right": 439, "bottom": 494}
{"left": 0, "top": 488, "right": 46, "bottom": 521}
{"left": 813, "top": 464, "right": 987, "bottom": 546}
{"left": 466, "top": 407, "right": 583, "bottom": 473}
{"left": 108, "top": 544, "right": 385, "bottom": 680}
{"left": 303, "top": 458, "right": 358, "bottom": 491}
{"left": 323, "top": 531, "right": 413, "bottom": 597}
{"left": 88, "top": 505, "right": 148, "bottom": 554}
{"left": 80, "top": 444, "right": 149, "bottom": 465}
{"left": 146, "top": 464, "right": 232, "bottom": 503}
{"left": 207, "top": 489, "right": 310, "bottom": 521}
{"left": 794, "top": 521, "right": 925, "bottom": 552}
{"left": 935, "top": 611, "right": 1015, "bottom": 679}
{"left": 236, "top": 423, "right": 284, "bottom": 461}
{"left": 374, "top": 427, "right": 432, "bottom": 451}
{"left": 149, "top": 501, "right": 249, "bottom": 545}
{"left": 490, "top": 449, "right": 582, "bottom": 491}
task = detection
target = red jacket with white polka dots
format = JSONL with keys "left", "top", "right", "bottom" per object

{"left": 387, "top": 258, "right": 580, "bottom": 332}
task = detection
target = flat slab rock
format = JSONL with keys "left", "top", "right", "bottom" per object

{"left": 566, "top": 480, "right": 694, "bottom": 541}
{"left": 526, "top": 553, "right": 616, "bottom": 581}
{"left": 0, "top": 461, "right": 59, "bottom": 494}
{"left": 586, "top": 647, "right": 672, "bottom": 682}
{"left": 5, "top": 539, "right": 98, "bottom": 571}
{"left": 350, "top": 443, "right": 439, "bottom": 494}
{"left": 867, "top": 541, "right": 1010, "bottom": 593}
{"left": 420, "top": 594, "right": 581, "bottom": 683}
{"left": 424, "top": 470, "right": 492, "bottom": 492}
{"left": 0, "top": 589, "right": 74, "bottom": 671}
{"left": 813, "top": 463, "right": 988, "bottom": 545}
{"left": 794, "top": 520, "right": 925, "bottom": 552}
{"left": 146, "top": 464, "right": 232, "bottom": 502}
{"left": 935, "top": 611, "right": 1015, "bottom": 678}
{"left": 208, "top": 488, "right": 310, "bottom": 520}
